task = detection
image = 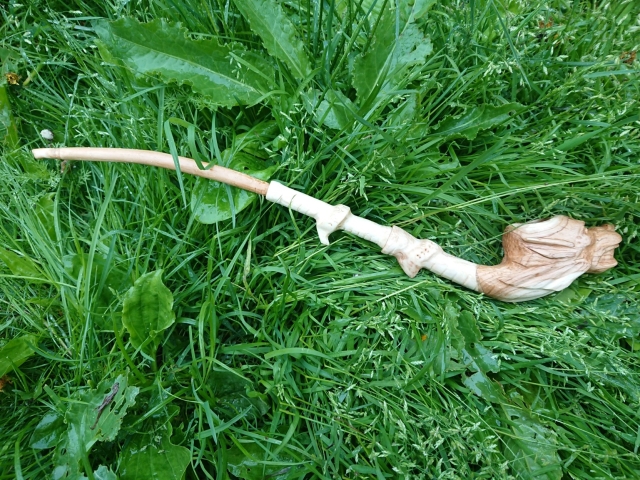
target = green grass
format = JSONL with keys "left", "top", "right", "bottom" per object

{"left": 1, "top": 0, "right": 639, "bottom": 478}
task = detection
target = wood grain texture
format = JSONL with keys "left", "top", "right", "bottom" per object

{"left": 476, "top": 216, "right": 622, "bottom": 302}
{"left": 32, "top": 147, "right": 269, "bottom": 195}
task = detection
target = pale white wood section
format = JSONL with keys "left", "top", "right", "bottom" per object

{"left": 266, "top": 181, "right": 392, "bottom": 248}
{"left": 381, "top": 226, "right": 479, "bottom": 291}
{"left": 267, "top": 185, "right": 622, "bottom": 302}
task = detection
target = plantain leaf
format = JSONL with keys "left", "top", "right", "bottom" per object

{"left": 191, "top": 152, "right": 276, "bottom": 224}
{"left": 232, "top": 0, "right": 311, "bottom": 80}
{"left": 52, "top": 374, "right": 140, "bottom": 480}
{"left": 430, "top": 103, "right": 524, "bottom": 140}
{"left": 119, "top": 433, "right": 190, "bottom": 480}
{"left": 94, "top": 18, "right": 274, "bottom": 107}
{"left": 0, "top": 246, "right": 45, "bottom": 281}
{"left": 122, "top": 270, "right": 175, "bottom": 356}
{"left": 352, "top": 0, "right": 434, "bottom": 106}
{"left": 0, "top": 334, "right": 38, "bottom": 377}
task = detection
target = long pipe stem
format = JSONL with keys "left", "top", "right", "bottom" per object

{"left": 32, "top": 147, "right": 269, "bottom": 195}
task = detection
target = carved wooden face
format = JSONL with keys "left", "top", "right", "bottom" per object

{"left": 507, "top": 216, "right": 592, "bottom": 264}
{"left": 503, "top": 215, "right": 621, "bottom": 275}
{"left": 480, "top": 216, "right": 622, "bottom": 301}
{"left": 586, "top": 224, "right": 622, "bottom": 273}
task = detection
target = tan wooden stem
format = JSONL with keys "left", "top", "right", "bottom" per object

{"left": 32, "top": 147, "right": 269, "bottom": 195}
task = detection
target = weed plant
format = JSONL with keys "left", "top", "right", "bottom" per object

{"left": 1, "top": 0, "right": 639, "bottom": 478}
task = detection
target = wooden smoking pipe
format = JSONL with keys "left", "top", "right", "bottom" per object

{"left": 32, "top": 147, "right": 622, "bottom": 302}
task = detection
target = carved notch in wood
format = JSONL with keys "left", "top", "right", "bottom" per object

{"left": 476, "top": 216, "right": 622, "bottom": 301}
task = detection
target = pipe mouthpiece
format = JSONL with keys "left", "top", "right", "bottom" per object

{"left": 32, "top": 148, "right": 60, "bottom": 159}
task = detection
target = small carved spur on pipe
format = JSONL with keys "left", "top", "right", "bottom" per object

{"left": 32, "top": 147, "right": 622, "bottom": 302}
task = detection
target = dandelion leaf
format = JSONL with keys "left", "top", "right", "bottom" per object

{"left": 504, "top": 407, "right": 563, "bottom": 480}
{"left": 352, "top": 1, "right": 434, "bottom": 105}
{"left": 459, "top": 311, "right": 500, "bottom": 374}
{"left": 94, "top": 18, "right": 274, "bottom": 107}
{"left": 464, "top": 371, "right": 506, "bottom": 403}
{"left": 232, "top": 0, "right": 311, "bottom": 80}
{"left": 94, "top": 466, "right": 118, "bottom": 480}
{"left": 31, "top": 412, "right": 66, "bottom": 450}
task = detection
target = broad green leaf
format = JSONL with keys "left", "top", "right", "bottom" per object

{"left": 4, "top": 149, "right": 50, "bottom": 177}
{"left": 191, "top": 152, "right": 276, "bottom": 224}
{"left": 0, "top": 334, "right": 38, "bottom": 376}
{"left": 429, "top": 103, "right": 524, "bottom": 140}
{"left": 191, "top": 123, "right": 276, "bottom": 224}
{"left": 52, "top": 374, "right": 140, "bottom": 480}
{"left": 0, "top": 247, "right": 45, "bottom": 281}
{"left": 227, "top": 443, "right": 303, "bottom": 480}
{"left": 63, "top": 251, "right": 132, "bottom": 314}
{"left": 232, "top": 0, "right": 311, "bottom": 80}
{"left": 30, "top": 412, "right": 65, "bottom": 449}
{"left": 463, "top": 342, "right": 500, "bottom": 374}
{"left": 35, "top": 193, "right": 56, "bottom": 241}
{"left": 458, "top": 311, "right": 500, "bottom": 374}
{"left": 94, "top": 466, "right": 118, "bottom": 480}
{"left": 0, "top": 84, "right": 19, "bottom": 148}
{"left": 388, "top": 93, "right": 418, "bottom": 127}
{"left": 207, "top": 370, "right": 269, "bottom": 420}
{"left": 352, "top": 1, "right": 433, "bottom": 105}
{"left": 209, "top": 369, "right": 252, "bottom": 397}
{"left": 303, "top": 89, "right": 356, "bottom": 130}
{"left": 119, "top": 433, "right": 190, "bottom": 480}
{"left": 504, "top": 407, "right": 563, "bottom": 480}
{"left": 443, "top": 302, "right": 464, "bottom": 356}
{"left": 464, "top": 371, "right": 506, "bottom": 403}
{"left": 94, "top": 18, "right": 274, "bottom": 107}
{"left": 122, "top": 270, "right": 175, "bottom": 356}
{"left": 457, "top": 311, "right": 482, "bottom": 345}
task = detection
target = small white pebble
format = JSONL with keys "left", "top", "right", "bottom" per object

{"left": 40, "top": 129, "right": 54, "bottom": 141}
